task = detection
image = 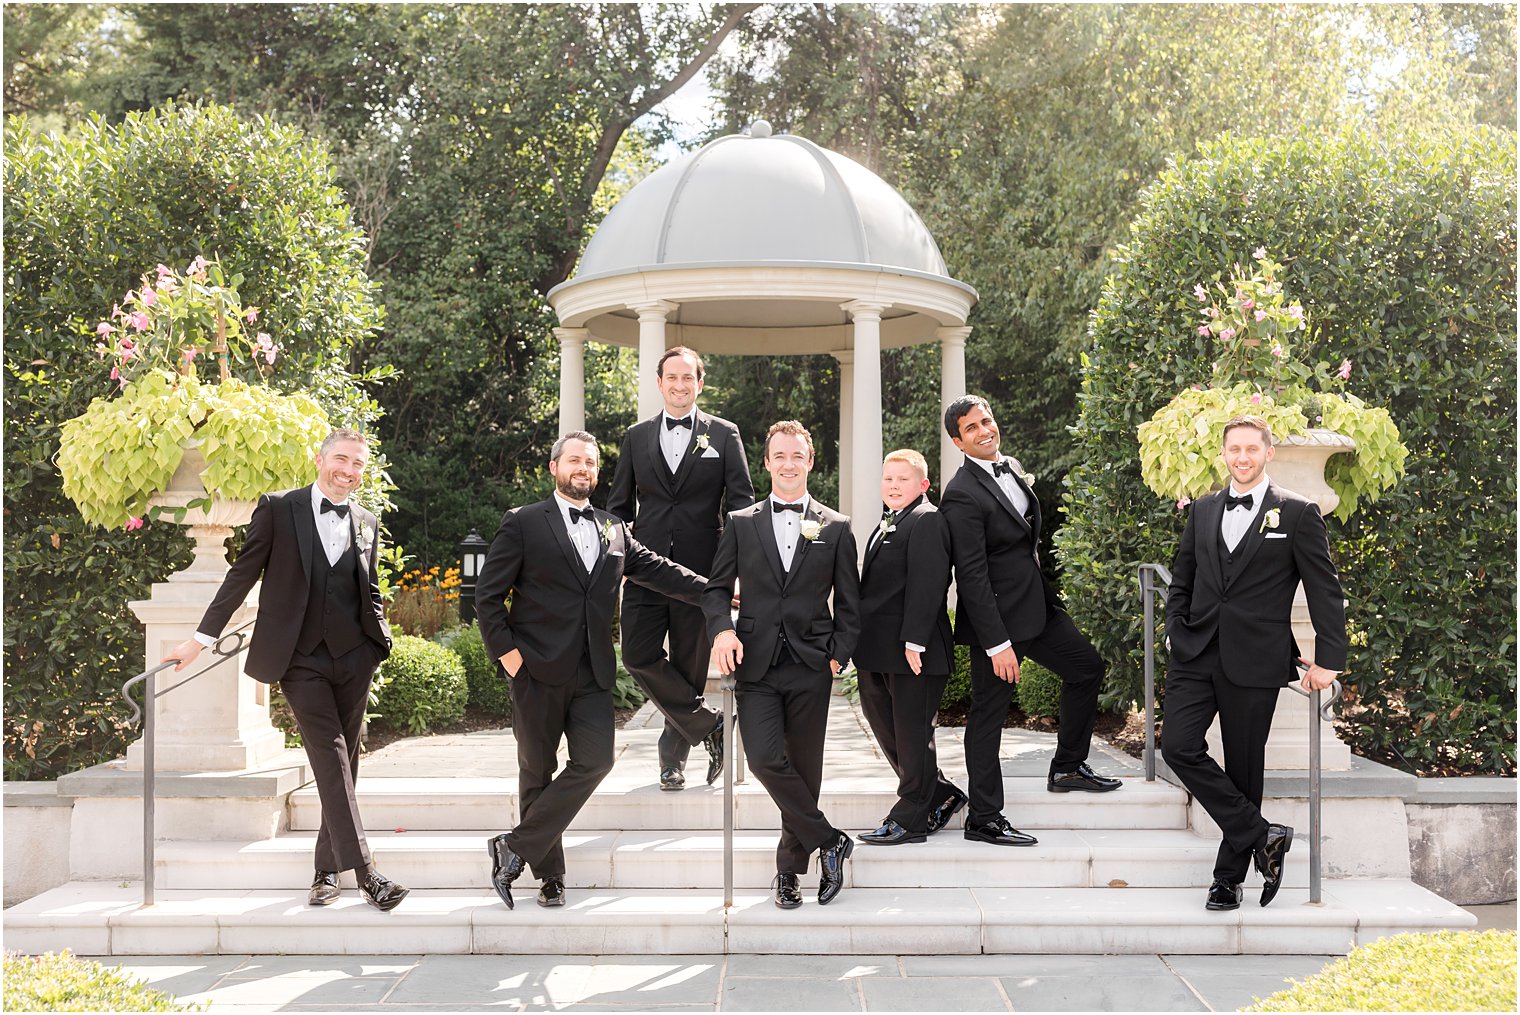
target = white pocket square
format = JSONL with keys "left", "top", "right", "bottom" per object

{"left": 700, "top": 446, "right": 720, "bottom": 459}
{"left": 1265, "top": 533, "right": 1287, "bottom": 540}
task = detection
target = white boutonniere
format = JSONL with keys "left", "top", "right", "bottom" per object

{"left": 1021, "top": 471, "right": 1036, "bottom": 487}
{"left": 693, "top": 432, "right": 711, "bottom": 454}
{"left": 1259, "top": 508, "right": 1281, "bottom": 533}
{"left": 357, "top": 523, "right": 374, "bottom": 551}
{"left": 799, "top": 518, "right": 823, "bottom": 542}
{"left": 600, "top": 517, "right": 616, "bottom": 543}
{"left": 877, "top": 519, "right": 897, "bottom": 539}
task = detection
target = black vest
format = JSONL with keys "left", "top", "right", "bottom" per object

{"left": 296, "top": 532, "right": 367, "bottom": 658}
{"left": 1218, "top": 527, "right": 1240, "bottom": 586}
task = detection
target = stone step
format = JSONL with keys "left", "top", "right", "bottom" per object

{"left": 3, "top": 880, "right": 1474, "bottom": 957}
{"left": 155, "top": 827, "right": 1313, "bottom": 891}
{"left": 288, "top": 776, "right": 1188, "bottom": 832}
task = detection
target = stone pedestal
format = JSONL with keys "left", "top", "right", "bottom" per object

{"left": 122, "top": 450, "right": 285, "bottom": 772}
{"left": 1207, "top": 429, "right": 1356, "bottom": 772}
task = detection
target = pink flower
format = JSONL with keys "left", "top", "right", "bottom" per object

{"left": 129, "top": 311, "right": 151, "bottom": 332}
{"left": 1193, "top": 284, "right": 1208, "bottom": 301}
{"left": 1250, "top": 393, "right": 1263, "bottom": 405}
{"left": 1197, "top": 325, "right": 1211, "bottom": 337}
{"left": 119, "top": 337, "right": 135, "bottom": 349}
{"left": 1287, "top": 304, "right": 1304, "bottom": 321}
{"left": 119, "top": 346, "right": 137, "bottom": 362}
{"left": 96, "top": 321, "right": 115, "bottom": 336}
{"left": 1254, "top": 309, "right": 1268, "bottom": 322}
{"left": 1270, "top": 343, "right": 1284, "bottom": 359}
{"left": 109, "top": 366, "right": 120, "bottom": 380}
{"left": 1176, "top": 497, "right": 1192, "bottom": 511}
{"left": 183, "top": 348, "right": 199, "bottom": 363}
{"left": 187, "top": 255, "right": 210, "bottom": 276}
{"left": 1206, "top": 307, "right": 1220, "bottom": 319}
{"left": 263, "top": 349, "right": 277, "bottom": 365}
{"left": 1220, "top": 328, "right": 1237, "bottom": 341}
{"left": 256, "top": 332, "right": 273, "bottom": 349}
{"left": 156, "top": 263, "right": 175, "bottom": 279}
{"left": 95, "top": 343, "right": 108, "bottom": 358}
{"left": 1337, "top": 358, "right": 1352, "bottom": 380}
{"left": 1241, "top": 298, "right": 1254, "bottom": 310}
{"left": 125, "top": 516, "right": 144, "bottom": 531}
{"left": 1253, "top": 247, "right": 1267, "bottom": 260}
{"left": 245, "top": 307, "right": 259, "bottom": 323}
{"left": 139, "top": 286, "right": 157, "bottom": 308}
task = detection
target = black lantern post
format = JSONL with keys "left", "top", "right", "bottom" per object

{"left": 457, "top": 528, "right": 490, "bottom": 624}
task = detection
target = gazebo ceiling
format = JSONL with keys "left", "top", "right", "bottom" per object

{"left": 547, "top": 122, "right": 976, "bottom": 348}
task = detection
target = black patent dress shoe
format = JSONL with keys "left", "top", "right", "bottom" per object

{"left": 1205, "top": 879, "right": 1243, "bottom": 911}
{"left": 358, "top": 870, "right": 409, "bottom": 913}
{"left": 702, "top": 721, "right": 724, "bottom": 786}
{"left": 772, "top": 871, "right": 803, "bottom": 910}
{"left": 817, "top": 830, "right": 854, "bottom": 905}
{"left": 537, "top": 876, "right": 566, "bottom": 908}
{"left": 308, "top": 870, "right": 340, "bottom": 907}
{"left": 858, "top": 819, "right": 927, "bottom": 845}
{"left": 1047, "top": 762, "right": 1123, "bottom": 793}
{"left": 487, "top": 833, "right": 526, "bottom": 909}
{"left": 659, "top": 767, "right": 686, "bottom": 791}
{"left": 963, "top": 815, "right": 1038, "bottom": 847}
{"left": 1254, "top": 823, "right": 1294, "bottom": 907}
{"left": 925, "top": 785, "right": 968, "bottom": 834}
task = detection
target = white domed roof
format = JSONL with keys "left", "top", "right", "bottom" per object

{"left": 572, "top": 129, "right": 950, "bottom": 281}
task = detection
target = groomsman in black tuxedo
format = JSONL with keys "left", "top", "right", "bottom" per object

{"left": 704, "top": 420, "right": 862, "bottom": 908}
{"left": 854, "top": 449, "right": 965, "bottom": 845}
{"left": 475, "top": 431, "right": 705, "bottom": 909}
{"left": 608, "top": 346, "right": 754, "bottom": 791}
{"left": 1164, "top": 416, "right": 1346, "bottom": 910}
{"left": 939, "top": 395, "right": 1123, "bottom": 850}
{"left": 165, "top": 428, "right": 407, "bottom": 912}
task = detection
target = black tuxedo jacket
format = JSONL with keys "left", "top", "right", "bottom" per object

{"left": 701, "top": 499, "right": 862, "bottom": 682}
{"left": 198, "top": 485, "right": 391, "bottom": 684}
{"left": 1166, "top": 482, "right": 1347, "bottom": 687}
{"left": 855, "top": 496, "right": 955, "bottom": 676}
{"left": 939, "top": 457, "right": 1056, "bottom": 649}
{"left": 475, "top": 497, "right": 706, "bottom": 688}
{"left": 607, "top": 409, "right": 755, "bottom": 573}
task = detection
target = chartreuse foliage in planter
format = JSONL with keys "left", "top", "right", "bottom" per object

{"left": 1245, "top": 930, "right": 1516, "bottom": 1012}
{"left": 57, "top": 371, "right": 327, "bottom": 528}
{"left": 1057, "top": 128, "right": 1515, "bottom": 773}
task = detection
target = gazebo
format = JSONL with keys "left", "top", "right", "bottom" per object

{"left": 546, "top": 121, "right": 978, "bottom": 532}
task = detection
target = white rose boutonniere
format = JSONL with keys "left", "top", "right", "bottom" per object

{"left": 799, "top": 518, "right": 823, "bottom": 542}
{"left": 600, "top": 517, "right": 616, "bottom": 543}
{"left": 357, "top": 522, "right": 374, "bottom": 551}
{"left": 1259, "top": 507, "right": 1281, "bottom": 534}
{"left": 693, "top": 432, "right": 711, "bottom": 454}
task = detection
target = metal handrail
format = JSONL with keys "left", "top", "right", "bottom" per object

{"left": 118, "top": 621, "right": 254, "bottom": 908}
{"left": 1136, "top": 564, "right": 1343, "bottom": 904}
{"left": 719, "top": 671, "right": 749, "bottom": 909}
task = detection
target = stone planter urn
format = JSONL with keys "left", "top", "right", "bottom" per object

{"left": 125, "top": 446, "right": 285, "bottom": 773}
{"left": 1207, "top": 427, "right": 1357, "bottom": 772}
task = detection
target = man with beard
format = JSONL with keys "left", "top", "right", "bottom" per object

{"left": 475, "top": 431, "right": 706, "bottom": 909}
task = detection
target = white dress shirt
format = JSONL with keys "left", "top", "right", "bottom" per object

{"left": 311, "top": 485, "right": 354, "bottom": 566}
{"left": 770, "top": 494, "right": 810, "bottom": 571}
{"left": 554, "top": 491, "right": 600, "bottom": 572}
{"left": 968, "top": 455, "right": 1030, "bottom": 518}
{"left": 661, "top": 412, "right": 694, "bottom": 473}
{"left": 1220, "top": 475, "right": 1269, "bottom": 553}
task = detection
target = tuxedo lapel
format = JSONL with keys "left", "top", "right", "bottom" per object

{"left": 1009, "top": 469, "right": 1040, "bottom": 538}
{"left": 586, "top": 509, "right": 613, "bottom": 586}
{"left": 1226, "top": 484, "right": 1280, "bottom": 585}
{"left": 544, "top": 500, "right": 591, "bottom": 589}
{"left": 644, "top": 414, "right": 677, "bottom": 493}
{"left": 756, "top": 502, "right": 787, "bottom": 588}
{"left": 969, "top": 462, "right": 1026, "bottom": 531}
{"left": 291, "top": 485, "right": 316, "bottom": 583}
{"left": 783, "top": 502, "right": 822, "bottom": 588}
{"left": 668, "top": 411, "right": 703, "bottom": 493}
{"left": 1200, "top": 493, "right": 1225, "bottom": 589}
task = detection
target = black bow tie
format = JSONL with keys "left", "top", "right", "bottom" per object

{"left": 569, "top": 506, "right": 596, "bottom": 524}
{"left": 1224, "top": 493, "right": 1254, "bottom": 511}
{"left": 320, "top": 498, "right": 349, "bottom": 518}
{"left": 992, "top": 461, "right": 1015, "bottom": 478}
{"left": 665, "top": 415, "right": 692, "bottom": 430}
{"left": 773, "top": 501, "right": 804, "bottom": 513}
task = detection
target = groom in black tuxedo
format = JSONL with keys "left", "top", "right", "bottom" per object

{"left": 1164, "top": 415, "right": 1346, "bottom": 910}
{"left": 475, "top": 431, "right": 705, "bottom": 910}
{"left": 939, "top": 395, "right": 1122, "bottom": 851}
{"left": 166, "top": 428, "right": 407, "bottom": 912}
{"left": 608, "top": 346, "right": 754, "bottom": 791}
{"left": 704, "top": 420, "right": 861, "bottom": 909}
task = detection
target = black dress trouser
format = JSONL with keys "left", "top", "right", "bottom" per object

{"left": 736, "top": 661, "right": 836, "bottom": 873}
{"left": 857, "top": 670, "right": 957, "bottom": 833}
{"left": 620, "top": 581, "right": 719, "bottom": 771}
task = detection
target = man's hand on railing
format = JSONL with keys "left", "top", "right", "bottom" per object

{"left": 711, "top": 630, "right": 743, "bottom": 676}
{"left": 164, "top": 639, "right": 204, "bottom": 672}
{"left": 1297, "top": 658, "right": 1338, "bottom": 692}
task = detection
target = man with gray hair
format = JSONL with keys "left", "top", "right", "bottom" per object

{"left": 476, "top": 431, "right": 706, "bottom": 910}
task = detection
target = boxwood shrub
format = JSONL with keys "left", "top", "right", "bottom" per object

{"left": 372, "top": 634, "right": 467, "bottom": 734}
{"left": 1056, "top": 127, "right": 1515, "bottom": 774}
{"left": 440, "top": 623, "right": 510, "bottom": 719}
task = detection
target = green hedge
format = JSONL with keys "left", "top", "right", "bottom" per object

{"left": 2, "top": 950, "right": 205, "bottom": 1011}
{"left": 3, "top": 103, "right": 383, "bottom": 779}
{"left": 1056, "top": 127, "right": 1516, "bottom": 774}
{"left": 441, "top": 623, "right": 510, "bottom": 718}
{"left": 371, "top": 635, "right": 467, "bottom": 735}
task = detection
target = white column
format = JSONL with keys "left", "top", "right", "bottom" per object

{"left": 842, "top": 300, "right": 888, "bottom": 552}
{"left": 554, "top": 327, "right": 588, "bottom": 433}
{"left": 631, "top": 300, "right": 677, "bottom": 420}
{"left": 937, "top": 326, "right": 970, "bottom": 492}
{"left": 832, "top": 350, "right": 855, "bottom": 514}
